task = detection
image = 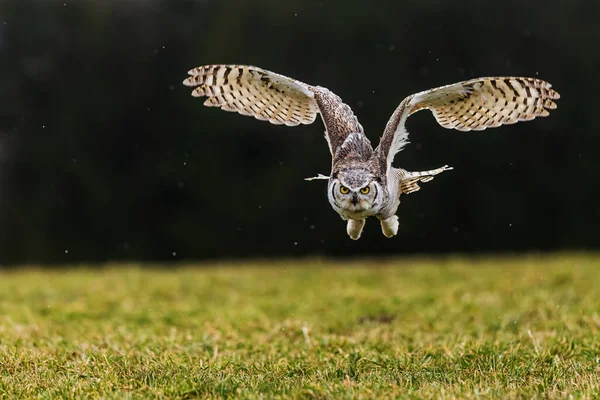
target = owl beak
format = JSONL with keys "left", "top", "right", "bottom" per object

{"left": 352, "top": 193, "right": 359, "bottom": 206}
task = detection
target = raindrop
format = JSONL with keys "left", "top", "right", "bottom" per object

{"left": 183, "top": 162, "right": 187, "bottom": 166}
{"left": 172, "top": 252, "right": 177, "bottom": 256}
{"left": 177, "top": 181, "right": 185, "bottom": 188}
{"left": 309, "top": 225, "right": 315, "bottom": 230}
{"left": 453, "top": 227, "right": 459, "bottom": 233}
{"left": 169, "top": 85, "right": 175, "bottom": 91}
{"left": 64, "top": 249, "right": 69, "bottom": 254}
{"left": 509, "top": 223, "right": 512, "bottom": 227}
{"left": 388, "top": 44, "right": 395, "bottom": 51}
{"left": 293, "top": 242, "right": 298, "bottom": 246}
{"left": 294, "top": 13, "right": 298, "bottom": 16}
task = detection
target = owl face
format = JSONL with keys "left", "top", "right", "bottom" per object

{"left": 327, "top": 169, "right": 383, "bottom": 218}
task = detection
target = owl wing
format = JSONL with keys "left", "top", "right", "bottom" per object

{"left": 183, "top": 64, "right": 364, "bottom": 157}
{"left": 374, "top": 77, "right": 560, "bottom": 172}
{"left": 398, "top": 165, "right": 453, "bottom": 194}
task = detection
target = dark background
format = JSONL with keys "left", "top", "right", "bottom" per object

{"left": 0, "top": 0, "right": 597, "bottom": 265}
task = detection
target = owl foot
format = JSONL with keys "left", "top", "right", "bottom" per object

{"left": 380, "top": 215, "right": 399, "bottom": 238}
{"left": 347, "top": 219, "right": 366, "bottom": 240}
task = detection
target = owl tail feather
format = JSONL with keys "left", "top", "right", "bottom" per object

{"left": 304, "top": 174, "right": 330, "bottom": 181}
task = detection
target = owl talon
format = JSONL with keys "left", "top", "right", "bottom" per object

{"left": 380, "top": 215, "right": 399, "bottom": 238}
{"left": 347, "top": 219, "right": 366, "bottom": 240}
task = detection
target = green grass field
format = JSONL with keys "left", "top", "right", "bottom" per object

{"left": 0, "top": 254, "right": 599, "bottom": 399}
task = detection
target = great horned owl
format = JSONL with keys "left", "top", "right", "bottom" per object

{"left": 183, "top": 65, "right": 560, "bottom": 240}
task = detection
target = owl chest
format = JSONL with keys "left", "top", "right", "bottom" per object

{"left": 373, "top": 180, "right": 400, "bottom": 219}
{"left": 335, "top": 206, "right": 378, "bottom": 221}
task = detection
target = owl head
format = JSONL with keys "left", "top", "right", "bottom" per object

{"left": 327, "top": 168, "right": 383, "bottom": 217}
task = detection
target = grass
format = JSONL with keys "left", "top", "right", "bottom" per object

{"left": 0, "top": 254, "right": 599, "bottom": 399}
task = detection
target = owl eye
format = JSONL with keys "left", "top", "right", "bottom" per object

{"left": 340, "top": 186, "right": 350, "bottom": 194}
{"left": 360, "top": 186, "right": 370, "bottom": 194}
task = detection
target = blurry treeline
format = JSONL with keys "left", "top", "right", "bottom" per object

{"left": 0, "top": 0, "right": 597, "bottom": 264}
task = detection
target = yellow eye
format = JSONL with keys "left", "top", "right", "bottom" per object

{"left": 360, "top": 186, "right": 370, "bottom": 194}
{"left": 340, "top": 186, "right": 350, "bottom": 194}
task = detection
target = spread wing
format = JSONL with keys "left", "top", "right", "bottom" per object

{"left": 183, "top": 64, "right": 365, "bottom": 157}
{"left": 374, "top": 77, "right": 561, "bottom": 171}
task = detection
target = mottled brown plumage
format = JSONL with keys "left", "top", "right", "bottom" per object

{"left": 184, "top": 64, "right": 560, "bottom": 240}
{"left": 184, "top": 65, "right": 318, "bottom": 126}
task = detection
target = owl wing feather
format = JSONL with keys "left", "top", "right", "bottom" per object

{"left": 183, "top": 64, "right": 365, "bottom": 157}
{"left": 375, "top": 77, "right": 561, "bottom": 172}
{"left": 398, "top": 165, "right": 453, "bottom": 194}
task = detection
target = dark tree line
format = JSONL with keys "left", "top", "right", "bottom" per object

{"left": 0, "top": 0, "right": 597, "bottom": 264}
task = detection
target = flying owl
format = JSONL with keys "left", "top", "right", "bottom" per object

{"left": 183, "top": 65, "right": 560, "bottom": 240}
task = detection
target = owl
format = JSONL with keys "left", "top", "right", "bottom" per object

{"left": 183, "top": 65, "right": 560, "bottom": 240}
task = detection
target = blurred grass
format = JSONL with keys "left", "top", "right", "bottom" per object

{"left": 0, "top": 254, "right": 599, "bottom": 399}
